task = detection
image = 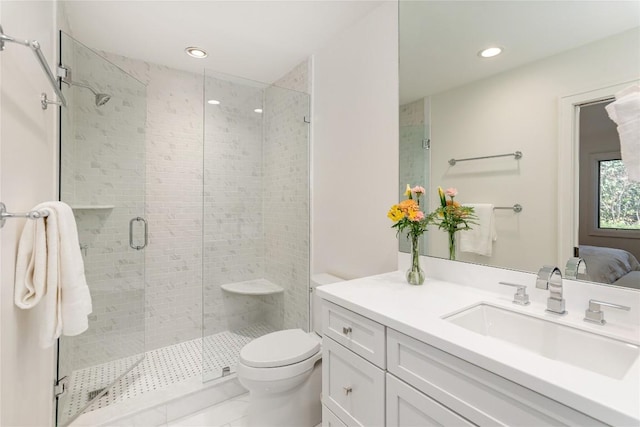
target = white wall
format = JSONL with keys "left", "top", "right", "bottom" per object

{"left": 0, "top": 1, "right": 58, "bottom": 425}
{"left": 428, "top": 28, "right": 640, "bottom": 273}
{"left": 312, "top": 1, "right": 399, "bottom": 280}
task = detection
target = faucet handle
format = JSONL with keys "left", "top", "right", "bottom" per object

{"left": 498, "top": 282, "right": 530, "bottom": 306}
{"left": 584, "top": 299, "right": 631, "bottom": 325}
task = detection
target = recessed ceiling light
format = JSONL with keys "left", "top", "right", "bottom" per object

{"left": 185, "top": 47, "right": 208, "bottom": 58}
{"left": 478, "top": 47, "right": 503, "bottom": 58}
{"left": 254, "top": 108, "right": 263, "bottom": 113}
{"left": 208, "top": 99, "right": 220, "bottom": 105}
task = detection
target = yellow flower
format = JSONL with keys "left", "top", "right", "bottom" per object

{"left": 387, "top": 205, "right": 404, "bottom": 222}
{"left": 404, "top": 184, "right": 412, "bottom": 198}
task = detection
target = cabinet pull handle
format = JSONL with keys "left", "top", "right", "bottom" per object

{"left": 342, "top": 326, "right": 352, "bottom": 335}
{"left": 343, "top": 386, "right": 352, "bottom": 395}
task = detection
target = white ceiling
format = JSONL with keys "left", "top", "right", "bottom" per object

{"left": 400, "top": 1, "right": 640, "bottom": 104}
{"left": 59, "top": 1, "right": 640, "bottom": 100}
{"left": 61, "top": 0, "right": 383, "bottom": 84}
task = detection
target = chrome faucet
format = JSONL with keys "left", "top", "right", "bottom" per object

{"left": 536, "top": 265, "right": 567, "bottom": 315}
{"left": 565, "top": 257, "right": 587, "bottom": 280}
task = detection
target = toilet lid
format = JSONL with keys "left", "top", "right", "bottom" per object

{"left": 240, "top": 329, "right": 321, "bottom": 368}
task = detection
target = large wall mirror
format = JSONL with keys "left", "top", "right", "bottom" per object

{"left": 399, "top": 1, "right": 640, "bottom": 289}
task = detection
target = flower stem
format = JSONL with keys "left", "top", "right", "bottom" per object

{"left": 448, "top": 231, "right": 456, "bottom": 260}
{"left": 406, "top": 234, "right": 425, "bottom": 285}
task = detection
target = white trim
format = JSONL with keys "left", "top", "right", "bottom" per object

{"left": 0, "top": 3, "right": 3, "bottom": 423}
{"left": 557, "top": 79, "right": 639, "bottom": 266}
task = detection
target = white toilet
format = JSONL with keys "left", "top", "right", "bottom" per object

{"left": 237, "top": 273, "right": 343, "bottom": 427}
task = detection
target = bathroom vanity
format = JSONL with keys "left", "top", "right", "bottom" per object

{"left": 317, "top": 260, "right": 640, "bottom": 426}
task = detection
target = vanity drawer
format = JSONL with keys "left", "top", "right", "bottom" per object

{"left": 323, "top": 404, "right": 348, "bottom": 427}
{"left": 323, "top": 336, "right": 385, "bottom": 426}
{"left": 387, "top": 329, "right": 605, "bottom": 427}
{"left": 322, "top": 301, "right": 386, "bottom": 368}
{"left": 386, "top": 373, "right": 474, "bottom": 427}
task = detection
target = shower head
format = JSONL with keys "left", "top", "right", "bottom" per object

{"left": 64, "top": 79, "right": 112, "bottom": 107}
{"left": 95, "top": 93, "right": 111, "bottom": 106}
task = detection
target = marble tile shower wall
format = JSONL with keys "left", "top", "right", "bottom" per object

{"left": 202, "top": 74, "right": 269, "bottom": 337}
{"left": 102, "top": 53, "right": 205, "bottom": 351}
{"left": 273, "top": 59, "right": 310, "bottom": 95}
{"left": 59, "top": 41, "right": 147, "bottom": 372}
{"left": 263, "top": 82, "right": 310, "bottom": 331}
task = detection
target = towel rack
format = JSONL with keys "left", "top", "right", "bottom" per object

{"left": 0, "top": 202, "right": 49, "bottom": 229}
{"left": 494, "top": 204, "right": 523, "bottom": 213}
{"left": 0, "top": 25, "right": 67, "bottom": 109}
{"left": 449, "top": 151, "right": 522, "bottom": 166}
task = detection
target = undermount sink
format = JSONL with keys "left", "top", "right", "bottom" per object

{"left": 444, "top": 303, "right": 639, "bottom": 380}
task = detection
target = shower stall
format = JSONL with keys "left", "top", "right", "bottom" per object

{"left": 57, "top": 33, "right": 310, "bottom": 426}
{"left": 399, "top": 98, "right": 430, "bottom": 255}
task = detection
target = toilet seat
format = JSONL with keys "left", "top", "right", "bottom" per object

{"left": 240, "top": 329, "right": 321, "bottom": 368}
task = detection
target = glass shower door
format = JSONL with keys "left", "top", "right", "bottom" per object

{"left": 399, "top": 104, "right": 430, "bottom": 255}
{"left": 202, "top": 70, "right": 311, "bottom": 382}
{"left": 56, "top": 32, "right": 147, "bottom": 426}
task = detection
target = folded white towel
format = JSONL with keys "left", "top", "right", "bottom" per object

{"left": 605, "top": 84, "right": 640, "bottom": 182}
{"left": 14, "top": 201, "right": 92, "bottom": 348}
{"left": 459, "top": 203, "right": 496, "bottom": 257}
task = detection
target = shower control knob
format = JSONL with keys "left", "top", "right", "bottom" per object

{"left": 342, "top": 326, "right": 352, "bottom": 335}
{"left": 343, "top": 386, "right": 353, "bottom": 395}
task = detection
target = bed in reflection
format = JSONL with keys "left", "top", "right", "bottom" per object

{"left": 579, "top": 245, "right": 640, "bottom": 289}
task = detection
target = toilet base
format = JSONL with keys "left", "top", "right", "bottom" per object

{"left": 246, "top": 360, "right": 321, "bottom": 427}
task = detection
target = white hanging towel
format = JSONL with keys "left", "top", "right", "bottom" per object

{"left": 14, "top": 201, "right": 92, "bottom": 348}
{"left": 605, "top": 84, "right": 640, "bottom": 182}
{"left": 459, "top": 203, "right": 496, "bottom": 257}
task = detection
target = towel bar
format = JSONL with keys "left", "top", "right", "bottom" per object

{"left": 0, "top": 202, "right": 49, "bottom": 229}
{"left": 494, "top": 204, "right": 523, "bottom": 213}
{"left": 449, "top": 151, "right": 522, "bottom": 166}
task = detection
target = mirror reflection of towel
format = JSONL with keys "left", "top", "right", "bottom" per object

{"left": 460, "top": 203, "right": 496, "bottom": 256}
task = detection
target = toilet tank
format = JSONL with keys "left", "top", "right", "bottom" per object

{"left": 311, "top": 273, "right": 344, "bottom": 336}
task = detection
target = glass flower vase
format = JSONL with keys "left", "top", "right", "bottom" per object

{"left": 448, "top": 231, "right": 456, "bottom": 260}
{"left": 406, "top": 234, "right": 425, "bottom": 285}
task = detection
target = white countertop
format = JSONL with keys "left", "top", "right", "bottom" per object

{"left": 316, "top": 270, "right": 640, "bottom": 426}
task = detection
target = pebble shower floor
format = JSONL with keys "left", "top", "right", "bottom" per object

{"left": 62, "top": 323, "right": 276, "bottom": 419}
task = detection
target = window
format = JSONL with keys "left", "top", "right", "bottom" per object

{"left": 598, "top": 159, "right": 640, "bottom": 230}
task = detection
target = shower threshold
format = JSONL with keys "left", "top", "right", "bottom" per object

{"left": 65, "top": 323, "right": 276, "bottom": 426}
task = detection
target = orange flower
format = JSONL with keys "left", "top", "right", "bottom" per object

{"left": 398, "top": 199, "right": 418, "bottom": 213}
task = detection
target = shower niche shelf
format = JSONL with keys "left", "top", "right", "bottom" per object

{"left": 70, "top": 205, "right": 115, "bottom": 210}
{"left": 221, "top": 278, "right": 284, "bottom": 296}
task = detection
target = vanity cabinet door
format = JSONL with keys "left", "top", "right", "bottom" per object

{"left": 323, "top": 301, "right": 386, "bottom": 368}
{"left": 323, "top": 337, "right": 385, "bottom": 426}
{"left": 386, "top": 374, "right": 475, "bottom": 427}
{"left": 323, "top": 405, "right": 348, "bottom": 427}
{"left": 387, "top": 329, "right": 606, "bottom": 427}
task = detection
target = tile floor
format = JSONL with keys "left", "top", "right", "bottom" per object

{"left": 61, "top": 323, "right": 275, "bottom": 423}
{"left": 164, "top": 393, "right": 249, "bottom": 427}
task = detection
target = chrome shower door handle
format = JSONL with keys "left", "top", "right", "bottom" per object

{"left": 129, "top": 217, "right": 148, "bottom": 250}
{"left": 140, "top": 217, "right": 148, "bottom": 249}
